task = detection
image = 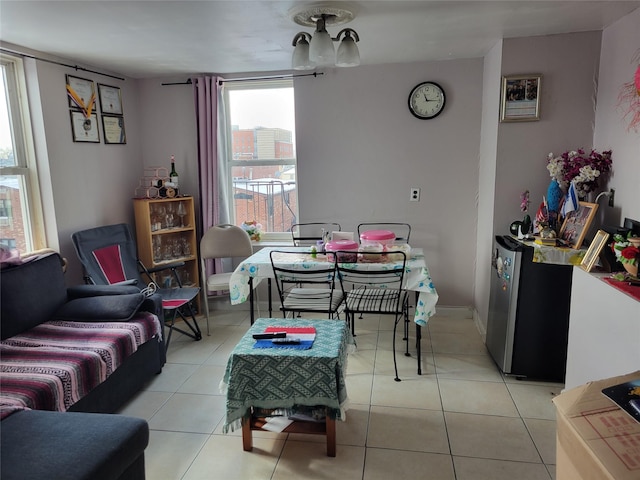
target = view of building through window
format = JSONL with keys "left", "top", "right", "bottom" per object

{"left": 0, "top": 56, "right": 38, "bottom": 253}
{"left": 227, "top": 81, "right": 298, "bottom": 233}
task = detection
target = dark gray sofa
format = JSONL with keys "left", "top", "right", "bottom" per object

{"left": 0, "top": 252, "right": 167, "bottom": 479}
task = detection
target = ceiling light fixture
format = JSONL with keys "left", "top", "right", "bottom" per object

{"left": 290, "top": 4, "right": 360, "bottom": 70}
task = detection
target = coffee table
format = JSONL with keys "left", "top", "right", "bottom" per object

{"left": 221, "top": 318, "right": 351, "bottom": 457}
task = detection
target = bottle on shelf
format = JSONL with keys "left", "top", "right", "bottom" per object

{"left": 169, "top": 155, "right": 179, "bottom": 195}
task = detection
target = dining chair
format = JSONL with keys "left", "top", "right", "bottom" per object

{"left": 200, "top": 224, "right": 253, "bottom": 335}
{"left": 71, "top": 223, "right": 202, "bottom": 351}
{"left": 357, "top": 222, "right": 412, "bottom": 243}
{"left": 335, "top": 251, "right": 409, "bottom": 381}
{"left": 270, "top": 250, "right": 344, "bottom": 319}
{"left": 291, "top": 222, "right": 342, "bottom": 247}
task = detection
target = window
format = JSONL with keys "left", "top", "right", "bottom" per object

{"left": 0, "top": 53, "right": 44, "bottom": 253}
{"left": 224, "top": 80, "right": 298, "bottom": 235}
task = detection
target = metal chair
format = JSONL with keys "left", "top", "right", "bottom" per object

{"left": 71, "top": 223, "right": 201, "bottom": 350}
{"left": 200, "top": 224, "right": 253, "bottom": 335}
{"left": 335, "top": 251, "right": 409, "bottom": 381}
{"left": 357, "top": 222, "right": 412, "bottom": 243}
{"left": 290, "top": 222, "right": 341, "bottom": 247}
{"left": 270, "top": 250, "right": 344, "bottom": 319}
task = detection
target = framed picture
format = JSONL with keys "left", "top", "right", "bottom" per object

{"left": 559, "top": 201, "right": 599, "bottom": 249}
{"left": 500, "top": 74, "right": 542, "bottom": 122}
{"left": 580, "top": 229, "right": 610, "bottom": 272}
{"left": 66, "top": 75, "right": 96, "bottom": 112}
{"left": 102, "top": 115, "right": 126, "bottom": 144}
{"left": 98, "top": 83, "right": 123, "bottom": 115}
{"left": 70, "top": 111, "right": 100, "bottom": 143}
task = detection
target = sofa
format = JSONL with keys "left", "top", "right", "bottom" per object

{"left": 0, "top": 251, "right": 167, "bottom": 479}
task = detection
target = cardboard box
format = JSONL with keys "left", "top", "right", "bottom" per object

{"left": 553, "top": 371, "right": 640, "bottom": 480}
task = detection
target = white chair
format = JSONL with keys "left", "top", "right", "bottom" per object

{"left": 200, "top": 224, "right": 253, "bottom": 335}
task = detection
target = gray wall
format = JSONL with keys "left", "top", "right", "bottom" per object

{"left": 293, "top": 59, "right": 483, "bottom": 307}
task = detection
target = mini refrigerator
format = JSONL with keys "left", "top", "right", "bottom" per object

{"left": 486, "top": 235, "right": 572, "bottom": 382}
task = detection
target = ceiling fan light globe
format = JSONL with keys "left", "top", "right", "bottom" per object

{"left": 292, "top": 39, "right": 314, "bottom": 70}
{"left": 309, "top": 30, "right": 335, "bottom": 65}
{"left": 336, "top": 36, "right": 360, "bottom": 67}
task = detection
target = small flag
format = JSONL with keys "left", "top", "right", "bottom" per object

{"left": 562, "top": 181, "right": 579, "bottom": 217}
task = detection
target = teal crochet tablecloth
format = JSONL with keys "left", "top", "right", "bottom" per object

{"left": 221, "top": 318, "right": 351, "bottom": 432}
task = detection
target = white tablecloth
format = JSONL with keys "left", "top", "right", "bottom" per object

{"left": 229, "top": 247, "right": 439, "bottom": 327}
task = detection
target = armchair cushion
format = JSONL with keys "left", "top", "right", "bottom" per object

{"left": 54, "top": 293, "right": 145, "bottom": 322}
{"left": 67, "top": 284, "right": 142, "bottom": 299}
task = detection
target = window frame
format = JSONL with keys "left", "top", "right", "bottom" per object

{"left": 222, "top": 78, "right": 297, "bottom": 240}
{"left": 0, "top": 53, "right": 46, "bottom": 253}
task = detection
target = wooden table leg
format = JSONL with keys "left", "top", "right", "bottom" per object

{"left": 242, "top": 416, "right": 253, "bottom": 452}
{"left": 326, "top": 415, "right": 336, "bottom": 457}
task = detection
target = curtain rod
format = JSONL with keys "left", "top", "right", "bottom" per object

{"left": 0, "top": 48, "right": 125, "bottom": 81}
{"left": 161, "top": 71, "right": 323, "bottom": 86}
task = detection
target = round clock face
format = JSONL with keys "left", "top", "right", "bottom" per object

{"left": 408, "top": 82, "right": 446, "bottom": 119}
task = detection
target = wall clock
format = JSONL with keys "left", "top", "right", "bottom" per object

{"left": 408, "top": 81, "right": 446, "bottom": 119}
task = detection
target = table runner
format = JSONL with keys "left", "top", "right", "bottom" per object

{"left": 221, "top": 318, "right": 352, "bottom": 432}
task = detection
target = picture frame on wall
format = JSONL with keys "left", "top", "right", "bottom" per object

{"left": 102, "top": 115, "right": 126, "bottom": 144}
{"left": 66, "top": 75, "right": 96, "bottom": 113}
{"left": 559, "top": 201, "right": 599, "bottom": 250}
{"left": 70, "top": 111, "right": 100, "bottom": 143}
{"left": 580, "top": 229, "right": 610, "bottom": 272}
{"left": 500, "top": 74, "right": 542, "bottom": 122}
{"left": 98, "top": 83, "right": 123, "bottom": 115}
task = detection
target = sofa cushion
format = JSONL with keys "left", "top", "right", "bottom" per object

{"left": 54, "top": 293, "right": 145, "bottom": 322}
{"left": 1, "top": 253, "right": 67, "bottom": 340}
{"left": 0, "top": 409, "right": 149, "bottom": 480}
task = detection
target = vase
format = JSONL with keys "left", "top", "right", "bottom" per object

{"left": 623, "top": 262, "right": 638, "bottom": 277}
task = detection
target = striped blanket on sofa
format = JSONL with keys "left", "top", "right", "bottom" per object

{"left": 0, "top": 312, "right": 161, "bottom": 419}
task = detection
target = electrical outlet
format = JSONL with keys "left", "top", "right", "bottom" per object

{"left": 608, "top": 188, "right": 615, "bottom": 207}
{"left": 410, "top": 188, "right": 420, "bottom": 202}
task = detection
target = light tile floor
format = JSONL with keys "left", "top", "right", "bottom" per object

{"left": 119, "top": 307, "right": 561, "bottom": 480}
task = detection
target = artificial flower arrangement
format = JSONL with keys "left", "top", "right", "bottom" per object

{"left": 611, "top": 233, "right": 640, "bottom": 267}
{"left": 241, "top": 221, "right": 263, "bottom": 241}
{"left": 546, "top": 148, "right": 613, "bottom": 199}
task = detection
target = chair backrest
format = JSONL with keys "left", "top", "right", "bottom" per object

{"left": 270, "top": 250, "right": 339, "bottom": 286}
{"left": 291, "top": 222, "right": 341, "bottom": 246}
{"left": 357, "top": 223, "right": 411, "bottom": 243}
{"left": 71, "top": 223, "right": 144, "bottom": 286}
{"left": 200, "top": 224, "right": 253, "bottom": 260}
{"left": 335, "top": 251, "right": 407, "bottom": 311}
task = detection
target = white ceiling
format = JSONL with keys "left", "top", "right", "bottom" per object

{"left": 1, "top": 1, "right": 639, "bottom": 79}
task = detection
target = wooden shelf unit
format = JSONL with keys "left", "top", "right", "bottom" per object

{"left": 133, "top": 196, "right": 200, "bottom": 310}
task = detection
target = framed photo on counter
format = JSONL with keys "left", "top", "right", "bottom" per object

{"left": 559, "top": 201, "right": 599, "bottom": 249}
{"left": 580, "top": 229, "right": 610, "bottom": 272}
{"left": 500, "top": 74, "right": 542, "bottom": 122}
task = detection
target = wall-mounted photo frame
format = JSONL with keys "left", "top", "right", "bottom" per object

{"left": 102, "top": 115, "right": 126, "bottom": 144}
{"left": 70, "top": 111, "right": 100, "bottom": 143}
{"left": 66, "top": 75, "right": 96, "bottom": 113}
{"left": 98, "top": 83, "right": 123, "bottom": 115}
{"left": 580, "top": 229, "right": 610, "bottom": 272}
{"left": 500, "top": 74, "right": 542, "bottom": 122}
{"left": 559, "top": 201, "right": 599, "bottom": 250}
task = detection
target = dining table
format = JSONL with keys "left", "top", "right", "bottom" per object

{"left": 228, "top": 245, "right": 439, "bottom": 329}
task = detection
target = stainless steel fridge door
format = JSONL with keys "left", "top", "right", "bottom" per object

{"left": 486, "top": 236, "right": 522, "bottom": 373}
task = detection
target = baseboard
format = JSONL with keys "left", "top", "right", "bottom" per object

{"left": 433, "top": 305, "right": 474, "bottom": 318}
